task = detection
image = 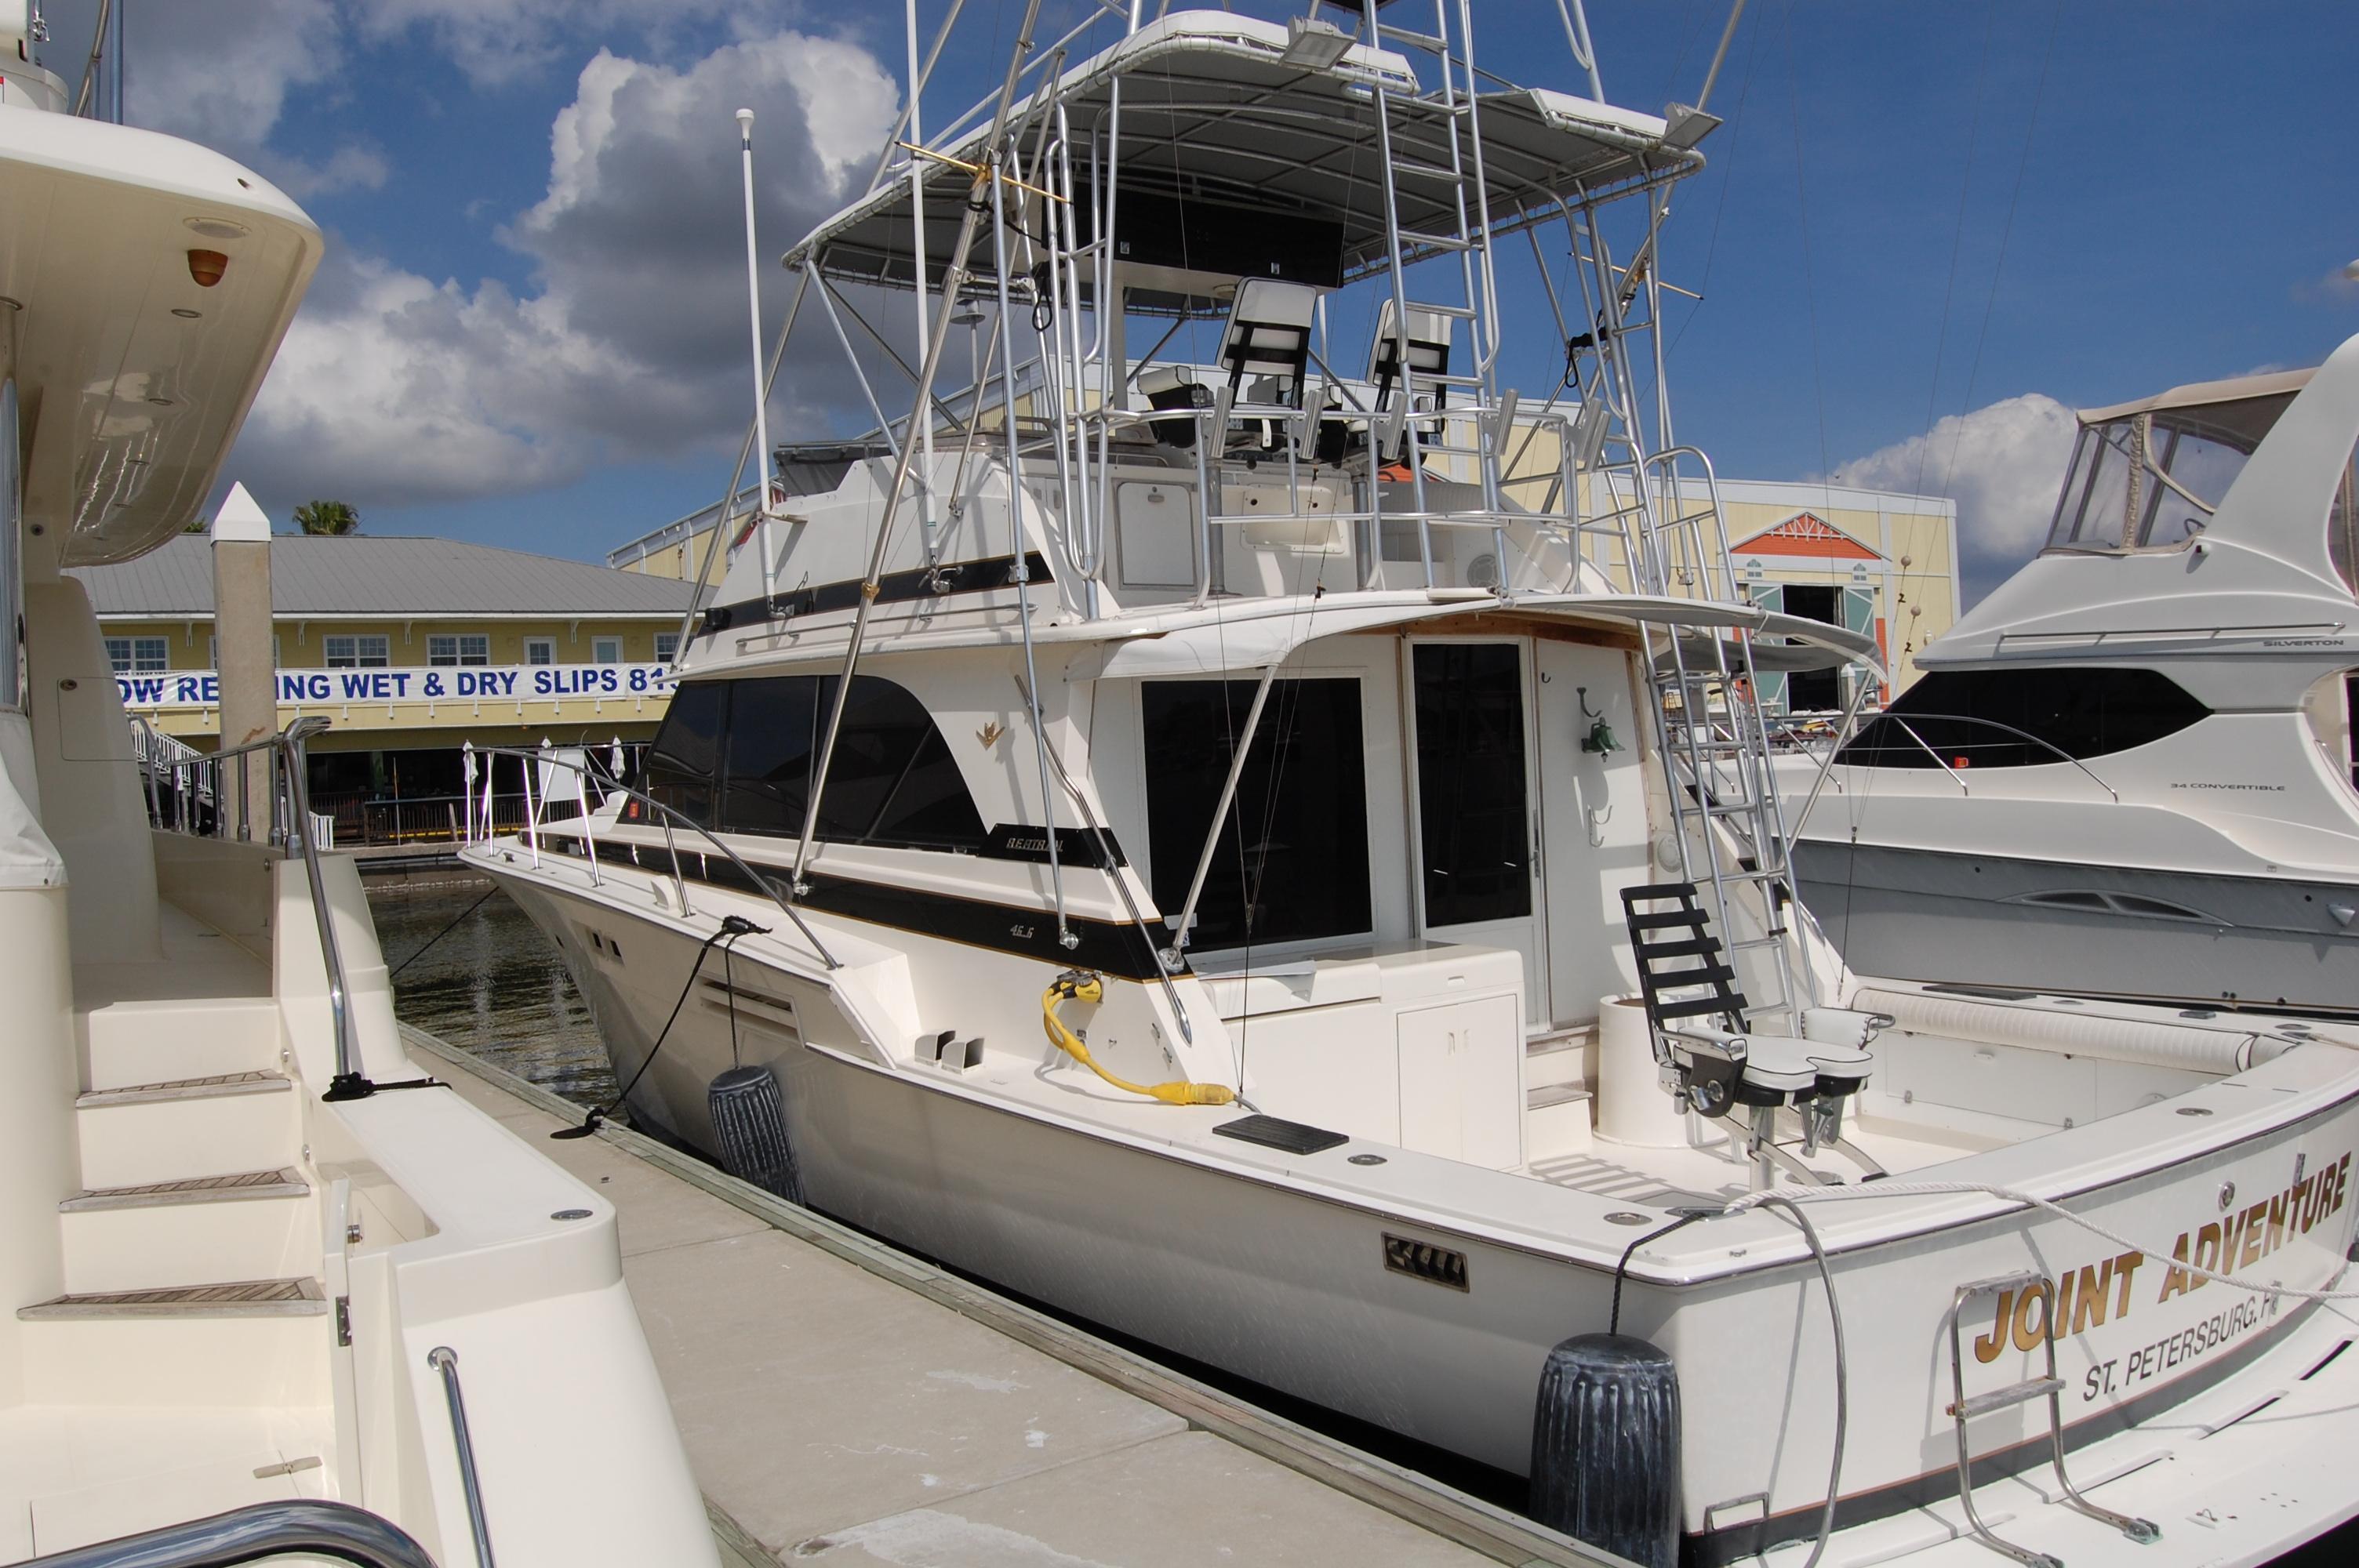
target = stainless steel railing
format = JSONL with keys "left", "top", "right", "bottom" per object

{"left": 16, "top": 1498, "right": 440, "bottom": 1567}
{"left": 427, "top": 1347, "right": 494, "bottom": 1568}
{"left": 138, "top": 715, "right": 373, "bottom": 1098}
{"left": 461, "top": 742, "right": 839, "bottom": 971}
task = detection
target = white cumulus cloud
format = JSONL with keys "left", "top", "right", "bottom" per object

{"left": 238, "top": 31, "right": 902, "bottom": 508}
{"left": 1831, "top": 393, "right": 2079, "bottom": 590}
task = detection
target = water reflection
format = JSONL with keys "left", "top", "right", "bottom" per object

{"left": 367, "top": 868, "right": 618, "bottom": 1105}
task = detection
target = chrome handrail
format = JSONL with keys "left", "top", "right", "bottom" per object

{"left": 139, "top": 716, "right": 373, "bottom": 1098}
{"left": 1862, "top": 712, "right": 2121, "bottom": 803}
{"left": 427, "top": 1348, "right": 494, "bottom": 1568}
{"left": 281, "top": 716, "right": 370, "bottom": 1098}
{"left": 16, "top": 1498, "right": 439, "bottom": 1567}
{"left": 463, "top": 743, "right": 840, "bottom": 971}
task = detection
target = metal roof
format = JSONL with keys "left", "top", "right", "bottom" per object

{"left": 68, "top": 534, "right": 699, "bottom": 619}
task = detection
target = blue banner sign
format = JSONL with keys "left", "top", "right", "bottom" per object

{"left": 115, "top": 663, "right": 677, "bottom": 710}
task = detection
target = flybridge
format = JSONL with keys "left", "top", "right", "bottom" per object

{"left": 115, "top": 662, "right": 677, "bottom": 711}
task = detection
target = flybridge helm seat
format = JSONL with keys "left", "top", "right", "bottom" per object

{"left": 1368, "top": 297, "right": 1454, "bottom": 412}
{"left": 1218, "top": 278, "right": 1320, "bottom": 410}
{"left": 1619, "top": 882, "right": 1891, "bottom": 1187}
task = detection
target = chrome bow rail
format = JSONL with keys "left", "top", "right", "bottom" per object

{"left": 16, "top": 1498, "right": 440, "bottom": 1568}
{"left": 460, "top": 742, "right": 839, "bottom": 971}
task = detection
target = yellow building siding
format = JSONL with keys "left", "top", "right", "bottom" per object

{"left": 103, "top": 615, "right": 678, "bottom": 745}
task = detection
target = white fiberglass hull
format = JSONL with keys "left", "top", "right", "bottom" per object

{"left": 1794, "top": 837, "right": 2359, "bottom": 1016}
{"left": 486, "top": 852, "right": 2359, "bottom": 1564}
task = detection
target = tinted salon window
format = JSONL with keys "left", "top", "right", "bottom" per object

{"left": 719, "top": 675, "right": 987, "bottom": 851}
{"left": 1837, "top": 666, "right": 2209, "bottom": 770}
{"left": 1142, "top": 677, "right": 1372, "bottom": 951}
{"left": 641, "top": 680, "right": 727, "bottom": 822}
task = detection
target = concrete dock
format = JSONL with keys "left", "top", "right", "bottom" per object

{"left": 400, "top": 1026, "right": 1601, "bottom": 1568}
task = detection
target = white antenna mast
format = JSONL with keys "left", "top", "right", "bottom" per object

{"left": 736, "top": 107, "right": 777, "bottom": 605}
{"left": 905, "top": 0, "right": 936, "bottom": 556}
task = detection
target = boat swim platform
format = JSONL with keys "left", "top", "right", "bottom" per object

{"left": 398, "top": 1025, "right": 1603, "bottom": 1568}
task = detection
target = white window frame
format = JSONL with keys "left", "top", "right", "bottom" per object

{"left": 653, "top": 632, "right": 678, "bottom": 663}
{"left": 592, "top": 637, "right": 623, "bottom": 664}
{"left": 428, "top": 633, "right": 490, "bottom": 668}
{"left": 525, "top": 637, "right": 556, "bottom": 666}
{"left": 327, "top": 634, "right": 389, "bottom": 669}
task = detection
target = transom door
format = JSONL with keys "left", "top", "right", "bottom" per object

{"left": 1405, "top": 639, "right": 1547, "bottom": 1025}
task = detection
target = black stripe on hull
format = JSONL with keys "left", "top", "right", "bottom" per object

{"left": 698, "top": 550, "right": 1056, "bottom": 637}
{"left": 535, "top": 832, "right": 1174, "bottom": 981}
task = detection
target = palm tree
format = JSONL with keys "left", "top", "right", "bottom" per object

{"left": 293, "top": 499, "right": 360, "bottom": 536}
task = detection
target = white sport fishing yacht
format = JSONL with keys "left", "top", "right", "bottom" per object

{"left": 472, "top": 6, "right": 2359, "bottom": 1564}
{"left": 1785, "top": 354, "right": 2359, "bottom": 1015}
{"left": 0, "top": 8, "right": 714, "bottom": 1564}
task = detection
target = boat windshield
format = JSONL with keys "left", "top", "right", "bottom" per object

{"left": 2044, "top": 394, "right": 2295, "bottom": 554}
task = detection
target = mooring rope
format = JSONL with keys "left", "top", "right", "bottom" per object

{"left": 1717, "top": 1178, "right": 2359, "bottom": 1302}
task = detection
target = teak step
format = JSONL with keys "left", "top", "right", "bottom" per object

{"left": 75, "top": 1072, "right": 290, "bottom": 1109}
{"left": 60, "top": 1168, "right": 308, "bottom": 1214}
{"left": 18, "top": 1278, "right": 326, "bottom": 1321}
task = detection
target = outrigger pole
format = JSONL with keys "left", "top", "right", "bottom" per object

{"left": 790, "top": 0, "right": 1049, "bottom": 895}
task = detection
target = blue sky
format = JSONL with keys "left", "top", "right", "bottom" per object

{"left": 50, "top": 2, "right": 2359, "bottom": 600}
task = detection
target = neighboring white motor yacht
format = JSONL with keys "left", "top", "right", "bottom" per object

{"left": 472, "top": 6, "right": 2359, "bottom": 1566}
{"left": 0, "top": 9, "right": 715, "bottom": 1564}
{"left": 1783, "top": 353, "right": 2359, "bottom": 1015}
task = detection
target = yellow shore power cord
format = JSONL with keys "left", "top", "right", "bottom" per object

{"left": 1042, "top": 971, "right": 1235, "bottom": 1107}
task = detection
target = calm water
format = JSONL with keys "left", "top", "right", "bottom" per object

{"left": 369, "top": 867, "right": 618, "bottom": 1105}
{"left": 362, "top": 869, "right": 2359, "bottom": 1558}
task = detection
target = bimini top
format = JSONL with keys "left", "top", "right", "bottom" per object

{"left": 783, "top": 10, "right": 1704, "bottom": 303}
{"left": 2077, "top": 366, "right": 2314, "bottom": 427}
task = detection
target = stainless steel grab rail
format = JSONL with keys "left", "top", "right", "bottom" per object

{"left": 427, "top": 1348, "right": 495, "bottom": 1568}
{"left": 139, "top": 717, "right": 372, "bottom": 1098}
{"left": 464, "top": 743, "right": 840, "bottom": 971}
{"left": 16, "top": 1498, "right": 439, "bottom": 1567}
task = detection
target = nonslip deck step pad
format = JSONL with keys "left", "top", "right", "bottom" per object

{"left": 76, "top": 1071, "right": 291, "bottom": 1109}
{"left": 60, "top": 1168, "right": 309, "bottom": 1213}
{"left": 18, "top": 1278, "right": 327, "bottom": 1321}
{"left": 1526, "top": 1082, "right": 1594, "bottom": 1111}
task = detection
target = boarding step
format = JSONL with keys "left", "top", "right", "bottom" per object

{"left": 76, "top": 1075, "right": 300, "bottom": 1192}
{"left": 1949, "top": 1376, "right": 2063, "bottom": 1421}
{"left": 1526, "top": 1029, "right": 1592, "bottom": 1092}
{"left": 1525, "top": 1083, "right": 1594, "bottom": 1162}
{"left": 16, "top": 1279, "right": 332, "bottom": 1408}
{"left": 20, "top": 1278, "right": 325, "bottom": 1321}
{"left": 59, "top": 1171, "right": 312, "bottom": 1295}
{"left": 1942, "top": 1269, "right": 2160, "bottom": 1555}
{"left": 76, "top": 1071, "right": 290, "bottom": 1109}
{"left": 78, "top": 995, "right": 281, "bottom": 1093}
{"left": 60, "top": 1168, "right": 308, "bottom": 1213}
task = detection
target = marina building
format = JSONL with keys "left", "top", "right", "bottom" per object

{"left": 71, "top": 529, "right": 696, "bottom": 842}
